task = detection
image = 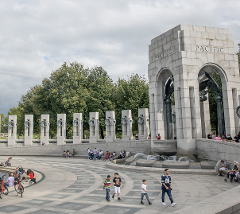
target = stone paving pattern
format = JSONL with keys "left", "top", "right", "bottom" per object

{"left": 0, "top": 156, "right": 239, "bottom": 214}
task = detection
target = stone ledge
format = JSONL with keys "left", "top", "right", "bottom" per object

{"left": 106, "top": 162, "right": 216, "bottom": 175}
{"left": 173, "top": 185, "right": 240, "bottom": 214}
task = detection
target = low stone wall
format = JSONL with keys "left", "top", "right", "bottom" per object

{"left": 196, "top": 138, "right": 240, "bottom": 163}
{"left": 0, "top": 139, "right": 151, "bottom": 156}
{"left": 173, "top": 185, "right": 240, "bottom": 214}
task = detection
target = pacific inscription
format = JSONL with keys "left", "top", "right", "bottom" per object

{"left": 196, "top": 45, "right": 223, "bottom": 53}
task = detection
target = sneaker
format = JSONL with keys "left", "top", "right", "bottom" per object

{"left": 141, "top": 201, "right": 144, "bottom": 204}
{"left": 107, "top": 199, "right": 110, "bottom": 202}
{"left": 230, "top": 178, "right": 233, "bottom": 182}
{"left": 162, "top": 202, "right": 166, "bottom": 206}
{"left": 149, "top": 202, "right": 152, "bottom": 205}
{"left": 224, "top": 178, "right": 227, "bottom": 182}
{"left": 218, "top": 174, "right": 223, "bottom": 176}
{"left": 171, "top": 203, "right": 177, "bottom": 207}
{"left": 112, "top": 194, "right": 114, "bottom": 199}
{"left": 118, "top": 197, "right": 121, "bottom": 201}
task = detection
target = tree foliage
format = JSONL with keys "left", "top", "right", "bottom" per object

{"left": 7, "top": 62, "right": 149, "bottom": 139}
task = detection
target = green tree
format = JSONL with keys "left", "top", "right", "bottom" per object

{"left": 113, "top": 74, "right": 149, "bottom": 137}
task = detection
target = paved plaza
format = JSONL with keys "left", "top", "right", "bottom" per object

{"left": 0, "top": 156, "right": 239, "bottom": 214}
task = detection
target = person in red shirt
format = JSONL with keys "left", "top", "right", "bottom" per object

{"left": 25, "top": 170, "right": 36, "bottom": 184}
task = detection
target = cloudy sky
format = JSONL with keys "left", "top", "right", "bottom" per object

{"left": 0, "top": 0, "right": 239, "bottom": 116}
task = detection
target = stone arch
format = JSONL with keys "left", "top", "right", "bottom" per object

{"left": 155, "top": 68, "right": 175, "bottom": 139}
{"left": 198, "top": 63, "right": 237, "bottom": 138}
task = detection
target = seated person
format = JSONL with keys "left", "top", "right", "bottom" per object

{"left": 156, "top": 134, "right": 161, "bottom": 140}
{"left": 234, "top": 136, "right": 239, "bottom": 143}
{"left": 103, "top": 151, "right": 110, "bottom": 161}
{"left": 25, "top": 170, "right": 36, "bottom": 184}
{"left": 135, "top": 133, "right": 139, "bottom": 140}
{"left": 215, "top": 135, "right": 221, "bottom": 140}
{"left": 148, "top": 134, "right": 151, "bottom": 139}
{"left": 117, "top": 150, "right": 124, "bottom": 159}
{"left": 226, "top": 134, "right": 232, "bottom": 141}
{"left": 207, "top": 134, "right": 212, "bottom": 139}
{"left": 218, "top": 160, "right": 227, "bottom": 176}
{"left": 234, "top": 164, "right": 240, "bottom": 182}
{"left": 72, "top": 149, "right": 77, "bottom": 158}
{"left": 225, "top": 161, "right": 238, "bottom": 182}
{"left": 62, "top": 151, "right": 66, "bottom": 158}
{"left": 4, "top": 173, "right": 14, "bottom": 187}
{"left": 212, "top": 132, "right": 216, "bottom": 139}
{"left": 122, "top": 150, "right": 126, "bottom": 158}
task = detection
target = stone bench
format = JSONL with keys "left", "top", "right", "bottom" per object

{"left": 135, "top": 159, "right": 156, "bottom": 167}
{"left": 162, "top": 160, "right": 190, "bottom": 169}
{"left": 125, "top": 157, "right": 135, "bottom": 165}
{"left": 200, "top": 161, "right": 216, "bottom": 169}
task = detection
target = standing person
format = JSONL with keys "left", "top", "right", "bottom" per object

{"left": 87, "top": 148, "right": 91, "bottom": 160}
{"left": 98, "top": 149, "right": 103, "bottom": 159}
{"left": 112, "top": 172, "right": 122, "bottom": 201}
{"left": 103, "top": 175, "right": 111, "bottom": 202}
{"left": 93, "top": 148, "right": 98, "bottom": 161}
{"left": 161, "top": 169, "right": 176, "bottom": 207}
{"left": 141, "top": 180, "right": 152, "bottom": 205}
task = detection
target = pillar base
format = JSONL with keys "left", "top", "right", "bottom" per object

{"left": 177, "top": 139, "right": 197, "bottom": 155}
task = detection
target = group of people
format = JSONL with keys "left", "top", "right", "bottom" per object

{"left": 62, "top": 149, "right": 77, "bottom": 158}
{"left": 208, "top": 132, "right": 240, "bottom": 142}
{"left": 4, "top": 165, "right": 36, "bottom": 188}
{"left": 218, "top": 160, "right": 240, "bottom": 182}
{"left": 87, "top": 148, "right": 126, "bottom": 161}
{"left": 103, "top": 169, "right": 176, "bottom": 207}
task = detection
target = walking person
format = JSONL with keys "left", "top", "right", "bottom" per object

{"left": 103, "top": 175, "right": 111, "bottom": 202}
{"left": 141, "top": 180, "right": 152, "bottom": 205}
{"left": 93, "top": 148, "right": 98, "bottom": 161}
{"left": 161, "top": 169, "right": 176, "bottom": 207}
{"left": 112, "top": 172, "right": 122, "bottom": 201}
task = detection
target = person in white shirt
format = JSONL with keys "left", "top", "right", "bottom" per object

{"left": 98, "top": 149, "right": 104, "bottom": 159}
{"left": 87, "top": 148, "right": 91, "bottom": 160}
{"left": 141, "top": 180, "right": 152, "bottom": 205}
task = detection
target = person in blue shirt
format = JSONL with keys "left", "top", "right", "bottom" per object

{"left": 161, "top": 169, "right": 176, "bottom": 207}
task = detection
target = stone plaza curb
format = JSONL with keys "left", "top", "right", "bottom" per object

{"left": 106, "top": 162, "right": 216, "bottom": 175}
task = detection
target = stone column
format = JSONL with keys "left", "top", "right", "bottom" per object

{"left": 172, "top": 106, "right": 176, "bottom": 139}
{"left": 8, "top": 115, "right": 17, "bottom": 147}
{"left": 216, "top": 94, "right": 224, "bottom": 137}
{"left": 24, "top": 115, "right": 33, "bottom": 146}
{"left": 165, "top": 98, "right": 172, "bottom": 139}
{"left": 138, "top": 108, "right": 150, "bottom": 140}
{"left": 40, "top": 114, "right": 50, "bottom": 145}
{"left": 105, "top": 111, "right": 116, "bottom": 143}
{"left": 73, "top": 113, "right": 83, "bottom": 144}
{"left": 89, "top": 112, "right": 99, "bottom": 143}
{"left": 57, "top": 114, "right": 66, "bottom": 145}
{"left": 200, "top": 94, "right": 211, "bottom": 138}
{"left": 121, "top": 110, "right": 133, "bottom": 140}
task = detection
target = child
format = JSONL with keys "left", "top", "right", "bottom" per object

{"left": 161, "top": 169, "right": 176, "bottom": 207}
{"left": 112, "top": 172, "right": 122, "bottom": 201}
{"left": 141, "top": 180, "right": 152, "bottom": 205}
{"left": 103, "top": 175, "right": 111, "bottom": 201}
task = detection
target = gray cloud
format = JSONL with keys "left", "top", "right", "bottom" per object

{"left": 0, "top": 0, "right": 240, "bottom": 116}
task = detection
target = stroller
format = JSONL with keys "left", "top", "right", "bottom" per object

{"left": 89, "top": 153, "right": 94, "bottom": 160}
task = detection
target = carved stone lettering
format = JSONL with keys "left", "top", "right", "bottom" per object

{"left": 196, "top": 45, "right": 223, "bottom": 53}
